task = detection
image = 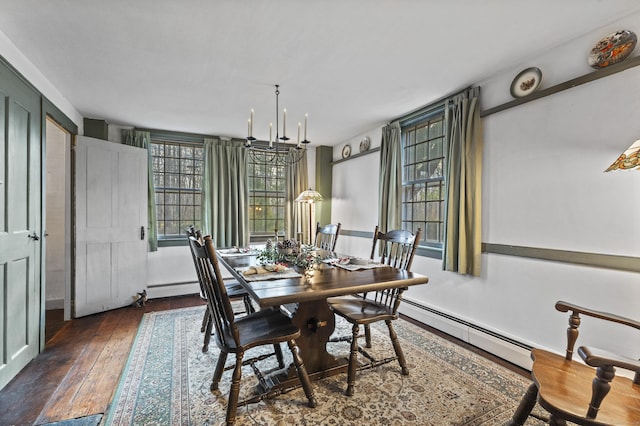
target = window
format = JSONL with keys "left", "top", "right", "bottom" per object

{"left": 401, "top": 113, "right": 445, "bottom": 247}
{"left": 151, "top": 139, "right": 203, "bottom": 238}
{"left": 247, "top": 152, "right": 286, "bottom": 240}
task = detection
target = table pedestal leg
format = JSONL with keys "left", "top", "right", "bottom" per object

{"left": 254, "top": 300, "right": 347, "bottom": 394}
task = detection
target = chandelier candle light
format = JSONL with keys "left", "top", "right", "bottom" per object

{"left": 245, "top": 84, "right": 310, "bottom": 165}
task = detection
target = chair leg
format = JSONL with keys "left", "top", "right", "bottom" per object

{"left": 287, "top": 339, "right": 318, "bottom": 408}
{"left": 364, "top": 324, "right": 372, "bottom": 348}
{"left": 211, "top": 350, "right": 229, "bottom": 391}
{"left": 202, "top": 313, "right": 213, "bottom": 353}
{"left": 506, "top": 383, "right": 538, "bottom": 426}
{"left": 386, "top": 320, "right": 408, "bottom": 375}
{"left": 346, "top": 323, "right": 360, "bottom": 396}
{"left": 201, "top": 308, "right": 210, "bottom": 332}
{"left": 225, "top": 353, "right": 244, "bottom": 426}
{"left": 273, "top": 343, "right": 285, "bottom": 369}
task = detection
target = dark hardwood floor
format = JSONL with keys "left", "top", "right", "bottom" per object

{"left": 0, "top": 294, "right": 530, "bottom": 425}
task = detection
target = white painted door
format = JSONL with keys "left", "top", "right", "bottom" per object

{"left": 74, "top": 136, "right": 148, "bottom": 317}
{"left": 0, "top": 71, "right": 42, "bottom": 390}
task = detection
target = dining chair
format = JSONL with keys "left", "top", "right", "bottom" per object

{"left": 314, "top": 222, "right": 341, "bottom": 251}
{"left": 186, "top": 226, "right": 255, "bottom": 352}
{"left": 327, "top": 226, "right": 421, "bottom": 396}
{"left": 508, "top": 300, "right": 640, "bottom": 426}
{"left": 190, "top": 235, "right": 317, "bottom": 425}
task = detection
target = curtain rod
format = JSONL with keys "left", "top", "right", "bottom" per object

{"left": 136, "top": 127, "right": 245, "bottom": 144}
{"left": 388, "top": 85, "right": 473, "bottom": 125}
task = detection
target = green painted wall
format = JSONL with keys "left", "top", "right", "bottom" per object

{"left": 315, "top": 145, "right": 333, "bottom": 226}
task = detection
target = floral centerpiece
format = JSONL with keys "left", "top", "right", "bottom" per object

{"left": 294, "top": 245, "right": 323, "bottom": 270}
{"left": 257, "top": 239, "right": 322, "bottom": 270}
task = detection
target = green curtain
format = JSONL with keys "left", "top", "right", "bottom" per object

{"left": 122, "top": 129, "right": 158, "bottom": 252}
{"left": 443, "top": 87, "right": 483, "bottom": 276}
{"left": 378, "top": 122, "right": 402, "bottom": 233}
{"left": 286, "top": 148, "right": 309, "bottom": 243}
{"left": 201, "top": 138, "right": 249, "bottom": 247}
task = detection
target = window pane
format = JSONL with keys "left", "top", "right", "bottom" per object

{"left": 428, "top": 159, "right": 443, "bottom": 178}
{"left": 166, "top": 158, "right": 179, "bottom": 173}
{"left": 416, "top": 142, "right": 428, "bottom": 162}
{"left": 425, "top": 222, "right": 439, "bottom": 242}
{"left": 429, "top": 138, "right": 443, "bottom": 159}
{"left": 413, "top": 203, "right": 426, "bottom": 221}
{"left": 165, "top": 220, "right": 179, "bottom": 235}
{"left": 416, "top": 126, "right": 428, "bottom": 143}
{"left": 429, "top": 120, "right": 443, "bottom": 138}
{"left": 426, "top": 201, "right": 439, "bottom": 221}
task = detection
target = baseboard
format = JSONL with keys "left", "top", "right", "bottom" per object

{"left": 45, "top": 298, "right": 64, "bottom": 310}
{"left": 147, "top": 281, "right": 201, "bottom": 299}
{"left": 399, "top": 297, "right": 533, "bottom": 371}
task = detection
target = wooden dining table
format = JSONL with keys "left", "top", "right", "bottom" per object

{"left": 216, "top": 249, "right": 429, "bottom": 392}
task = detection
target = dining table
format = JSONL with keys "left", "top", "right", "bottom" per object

{"left": 216, "top": 248, "right": 429, "bottom": 393}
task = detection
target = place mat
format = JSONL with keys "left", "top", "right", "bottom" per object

{"left": 333, "top": 262, "right": 389, "bottom": 272}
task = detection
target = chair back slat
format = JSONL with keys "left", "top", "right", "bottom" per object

{"left": 315, "top": 222, "right": 341, "bottom": 251}
{"left": 188, "top": 235, "right": 239, "bottom": 347}
{"left": 365, "top": 226, "right": 421, "bottom": 315}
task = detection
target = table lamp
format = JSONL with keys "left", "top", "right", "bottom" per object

{"left": 295, "top": 188, "right": 323, "bottom": 245}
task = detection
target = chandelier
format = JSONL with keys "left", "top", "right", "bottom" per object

{"left": 245, "top": 84, "right": 309, "bottom": 165}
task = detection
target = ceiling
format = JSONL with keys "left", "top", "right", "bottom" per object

{"left": 1, "top": 0, "right": 639, "bottom": 145}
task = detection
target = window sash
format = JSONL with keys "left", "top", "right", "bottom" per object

{"left": 401, "top": 113, "right": 446, "bottom": 247}
{"left": 247, "top": 155, "right": 286, "bottom": 237}
{"left": 151, "top": 139, "right": 203, "bottom": 238}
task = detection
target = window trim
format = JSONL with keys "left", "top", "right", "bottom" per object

{"left": 398, "top": 102, "right": 449, "bottom": 259}
{"left": 150, "top": 134, "right": 204, "bottom": 242}
{"left": 247, "top": 151, "right": 287, "bottom": 240}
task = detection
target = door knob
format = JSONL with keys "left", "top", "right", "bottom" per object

{"left": 28, "top": 232, "right": 40, "bottom": 241}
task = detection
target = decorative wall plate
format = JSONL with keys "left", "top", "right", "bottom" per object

{"left": 341, "top": 144, "right": 351, "bottom": 159}
{"left": 588, "top": 30, "right": 637, "bottom": 69}
{"left": 359, "top": 136, "right": 371, "bottom": 153}
{"left": 510, "top": 67, "right": 542, "bottom": 98}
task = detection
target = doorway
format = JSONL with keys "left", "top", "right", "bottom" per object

{"left": 45, "top": 117, "right": 72, "bottom": 328}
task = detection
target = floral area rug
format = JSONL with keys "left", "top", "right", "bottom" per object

{"left": 105, "top": 305, "right": 546, "bottom": 425}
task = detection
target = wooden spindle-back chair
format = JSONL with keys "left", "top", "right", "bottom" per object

{"left": 508, "top": 301, "right": 640, "bottom": 425}
{"left": 189, "top": 235, "right": 317, "bottom": 425}
{"left": 328, "top": 226, "right": 421, "bottom": 396}
{"left": 314, "top": 222, "right": 341, "bottom": 251}
{"left": 185, "top": 226, "right": 254, "bottom": 352}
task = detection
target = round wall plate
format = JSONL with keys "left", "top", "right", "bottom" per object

{"left": 342, "top": 144, "right": 351, "bottom": 159}
{"left": 510, "top": 67, "right": 542, "bottom": 98}
{"left": 359, "top": 136, "right": 370, "bottom": 153}
{"left": 588, "top": 30, "right": 637, "bottom": 69}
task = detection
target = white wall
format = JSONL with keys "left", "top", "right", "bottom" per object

{"left": 0, "top": 30, "right": 83, "bottom": 131}
{"left": 332, "top": 13, "right": 640, "bottom": 369}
